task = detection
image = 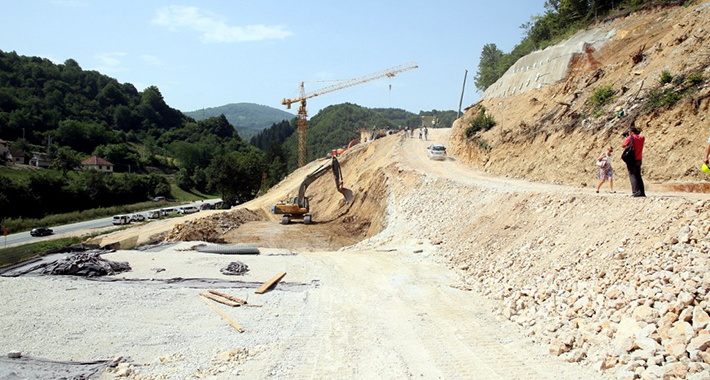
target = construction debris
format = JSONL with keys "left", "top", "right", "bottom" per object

{"left": 196, "top": 244, "right": 260, "bottom": 255}
{"left": 165, "top": 209, "right": 263, "bottom": 243}
{"left": 220, "top": 261, "right": 249, "bottom": 275}
{"left": 255, "top": 272, "right": 287, "bottom": 294}
{"left": 209, "top": 290, "right": 247, "bottom": 304}
{"left": 42, "top": 251, "right": 130, "bottom": 277}
{"left": 200, "top": 295, "right": 244, "bottom": 333}
{"left": 199, "top": 291, "right": 241, "bottom": 307}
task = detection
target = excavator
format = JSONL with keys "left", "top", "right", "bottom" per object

{"left": 271, "top": 156, "right": 353, "bottom": 225}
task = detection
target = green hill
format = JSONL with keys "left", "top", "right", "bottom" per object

{"left": 184, "top": 103, "right": 295, "bottom": 141}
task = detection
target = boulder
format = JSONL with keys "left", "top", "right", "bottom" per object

{"left": 661, "top": 361, "right": 688, "bottom": 379}
{"left": 692, "top": 307, "right": 710, "bottom": 330}
{"left": 687, "top": 335, "right": 710, "bottom": 353}
{"left": 633, "top": 305, "right": 659, "bottom": 323}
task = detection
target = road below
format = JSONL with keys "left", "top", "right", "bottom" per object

{"left": 2, "top": 200, "right": 221, "bottom": 249}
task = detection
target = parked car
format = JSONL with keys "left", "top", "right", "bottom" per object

{"left": 112, "top": 215, "right": 131, "bottom": 225}
{"left": 131, "top": 214, "right": 146, "bottom": 222}
{"left": 199, "top": 203, "right": 214, "bottom": 211}
{"left": 161, "top": 208, "right": 177, "bottom": 215}
{"left": 426, "top": 144, "right": 447, "bottom": 160}
{"left": 178, "top": 206, "right": 199, "bottom": 215}
{"left": 147, "top": 210, "right": 162, "bottom": 219}
{"left": 153, "top": 196, "right": 166, "bottom": 202}
{"left": 30, "top": 227, "right": 53, "bottom": 237}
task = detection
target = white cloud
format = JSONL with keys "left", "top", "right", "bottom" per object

{"left": 141, "top": 55, "right": 164, "bottom": 66}
{"left": 152, "top": 5, "right": 293, "bottom": 43}
{"left": 93, "top": 52, "right": 128, "bottom": 73}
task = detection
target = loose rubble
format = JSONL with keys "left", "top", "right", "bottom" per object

{"left": 220, "top": 261, "right": 249, "bottom": 276}
{"left": 166, "top": 208, "right": 264, "bottom": 243}
{"left": 42, "top": 251, "right": 130, "bottom": 277}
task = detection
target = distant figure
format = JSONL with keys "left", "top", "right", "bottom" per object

{"left": 704, "top": 134, "right": 710, "bottom": 165}
{"left": 595, "top": 146, "right": 614, "bottom": 193}
{"left": 418, "top": 129, "right": 422, "bottom": 140}
{"left": 424, "top": 127, "right": 429, "bottom": 141}
{"left": 622, "top": 127, "right": 645, "bottom": 197}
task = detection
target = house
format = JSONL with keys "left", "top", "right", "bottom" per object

{"left": 7, "top": 150, "right": 25, "bottom": 164}
{"left": 29, "top": 153, "right": 51, "bottom": 168}
{"left": 81, "top": 156, "right": 114, "bottom": 173}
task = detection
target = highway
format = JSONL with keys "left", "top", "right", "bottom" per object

{"left": 1, "top": 199, "right": 221, "bottom": 249}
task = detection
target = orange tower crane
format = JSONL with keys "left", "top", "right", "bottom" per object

{"left": 282, "top": 62, "right": 418, "bottom": 167}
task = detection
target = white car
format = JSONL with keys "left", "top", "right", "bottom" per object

{"left": 131, "top": 214, "right": 146, "bottom": 222}
{"left": 112, "top": 215, "right": 131, "bottom": 225}
{"left": 178, "top": 206, "right": 199, "bottom": 215}
{"left": 427, "top": 144, "right": 447, "bottom": 160}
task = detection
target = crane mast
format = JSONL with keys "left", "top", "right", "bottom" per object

{"left": 282, "top": 62, "right": 418, "bottom": 167}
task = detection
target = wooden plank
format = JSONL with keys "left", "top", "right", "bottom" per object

{"left": 200, "top": 295, "right": 244, "bottom": 333}
{"left": 200, "top": 291, "right": 240, "bottom": 307}
{"left": 208, "top": 290, "right": 247, "bottom": 305}
{"left": 255, "top": 271, "right": 287, "bottom": 294}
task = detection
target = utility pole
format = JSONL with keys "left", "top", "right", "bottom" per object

{"left": 457, "top": 69, "right": 468, "bottom": 119}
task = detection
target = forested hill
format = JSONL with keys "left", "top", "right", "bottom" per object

{"left": 0, "top": 49, "right": 273, "bottom": 212}
{"left": 184, "top": 103, "right": 295, "bottom": 141}
{"left": 0, "top": 49, "right": 256, "bottom": 167}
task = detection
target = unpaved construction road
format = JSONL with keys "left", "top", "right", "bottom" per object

{"left": 4, "top": 129, "right": 671, "bottom": 380}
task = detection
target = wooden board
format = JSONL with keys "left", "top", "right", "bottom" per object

{"left": 200, "top": 291, "right": 240, "bottom": 307}
{"left": 208, "top": 290, "right": 247, "bottom": 305}
{"left": 255, "top": 271, "right": 287, "bottom": 294}
{"left": 200, "top": 295, "right": 244, "bottom": 333}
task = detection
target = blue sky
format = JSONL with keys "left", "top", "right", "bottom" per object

{"left": 1, "top": 0, "right": 546, "bottom": 116}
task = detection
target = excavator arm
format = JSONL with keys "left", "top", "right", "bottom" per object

{"left": 271, "top": 156, "right": 353, "bottom": 224}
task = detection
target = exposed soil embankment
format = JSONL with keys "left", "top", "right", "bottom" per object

{"left": 451, "top": 3, "right": 710, "bottom": 190}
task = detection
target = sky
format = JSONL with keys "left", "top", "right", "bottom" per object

{"left": 1, "top": 0, "right": 547, "bottom": 117}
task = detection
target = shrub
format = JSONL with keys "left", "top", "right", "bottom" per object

{"left": 659, "top": 70, "right": 673, "bottom": 85}
{"left": 687, "top": 72, "right": 705, "bottom": 86}
{"left": 465, "top": 107, "right": 497, "bottom": 138}
{"left": 590, "top": 85, "right": 616, "bottom": 108}
{"left": 646, "top": 88, "right": 680, "bottom": 109}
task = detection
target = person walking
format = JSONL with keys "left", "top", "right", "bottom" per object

{"left": 622, "top": 127, "right": 645, "bottom": 197}
{"left": 595, "top": 146, "right": 615, "bottom": 193}
{"left": 418, "top": 129, "right": 422, "bottom": 140}
{"left": 424, "top": 127, "right": 429, "bottom": 141}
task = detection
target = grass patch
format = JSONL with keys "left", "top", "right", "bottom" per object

{"left": 0, "top": 237, "right": 82, "bottom": 268}
{"left": 170, "top": 184, "right": 217, "bottom": 202}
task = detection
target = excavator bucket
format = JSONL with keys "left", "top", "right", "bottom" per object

{"left": 339, "top": 187, "right": 354, "bottom": 205}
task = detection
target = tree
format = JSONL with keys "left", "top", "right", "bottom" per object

{"left": 51, "top": 146, "right": 82, "bottom": 176}
{"left": 206, "top": 149, "right": 266, "bottom": 207}
{"left": 474, "top": 44, "right": 506, "bottom": 92}
{"left": 176, "top": 168, "right": 195, "bottom": 190}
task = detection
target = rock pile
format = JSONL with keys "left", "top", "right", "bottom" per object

{"left": 369, "top": 170, "right": 710, "bottom": 379}
{"left": 165, "top": 209, "right": 263, "bottom": 243}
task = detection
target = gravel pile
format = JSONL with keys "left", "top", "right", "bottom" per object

{"left": 357, "top": 171, "right": 710, "bottom": 379}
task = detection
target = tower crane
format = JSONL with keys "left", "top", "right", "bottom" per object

{"left": 282, "top": 62, "right": 418, "bottom": 167}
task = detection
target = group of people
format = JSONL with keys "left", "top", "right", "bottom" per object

{"left": 402, "top": 126, "right": 429, "bottom": 140}
{"left": 595, "top": 127, "right": 645, "bottom": 197}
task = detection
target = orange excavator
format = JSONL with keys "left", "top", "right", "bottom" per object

{"left": 271, "top": 156, "right": 353, "bottom": 225}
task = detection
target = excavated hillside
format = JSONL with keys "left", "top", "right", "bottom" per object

{"left": 451, "top": 2, "right": 710, "bottom": 192}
